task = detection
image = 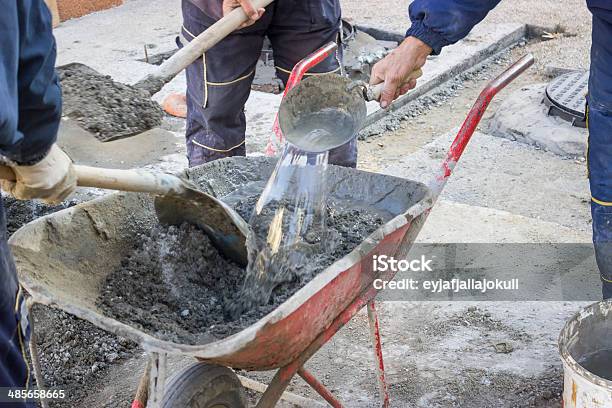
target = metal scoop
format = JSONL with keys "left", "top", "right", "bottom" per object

{"left": 278, "top": 70, "right": 422, "bottom": 153}
{"left": 0, "top": 165, "right": 249, "bottom": 266}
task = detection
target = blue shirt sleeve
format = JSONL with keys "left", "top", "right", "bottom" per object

{"left": 0, "top": 0, "right": 61, "bottom": 164}
{"left": 405, "top": 0, "right": 502, "bottom": 55}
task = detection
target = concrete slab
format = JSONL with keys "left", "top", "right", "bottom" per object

{"left": 485, "top": 84, "right": 588, "bottom": 157}
{"left": 382, "top": 131, "right": 592, "bottom": 231}
{"left": 418, "top": 199, "right": 590, "bottom": 244}
{"left": 245, "top": 91, "right": 283, "bottom": 155}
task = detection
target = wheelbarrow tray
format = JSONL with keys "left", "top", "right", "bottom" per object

{"left": 9, "top": 156, "right": 431, "bottom": 371}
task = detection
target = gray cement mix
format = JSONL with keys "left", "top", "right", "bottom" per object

{"left": 2, "top": 197, "right": 138, "bottom": 408}
{"left": 97, "top": 195, "right": 386, "bottom": 345}
{"left": 57, "top": 63, "right": 163, "bottom": 141}
{"left": 2, "top": 196, "right": 76, "bottom": 236}
{"left": 31, "top": 305, "right": 137, "bottom": 407}
{"left": 578, "top": 349, "right": 612, "bottom": 381}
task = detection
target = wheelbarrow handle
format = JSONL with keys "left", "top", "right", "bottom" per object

{"left": 366, "top": 68, "right": 424, "bottom": 102}
{"left": 0, "top": 164, "right": 186, "bottom": 196}
{"left": 431, "top": 53, "right": 535, "bottom": 198}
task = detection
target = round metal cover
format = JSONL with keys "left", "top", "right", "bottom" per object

{"left": 544, "top": 70, "right": 588, "bottom": 127}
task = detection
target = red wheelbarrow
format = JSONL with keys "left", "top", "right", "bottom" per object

{"left": 8, "top": 50, "right": 533, "bottom": 407}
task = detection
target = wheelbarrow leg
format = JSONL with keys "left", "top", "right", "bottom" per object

{"left": 146, "top": 352, "right": 168, "bottom": 408}
{"left": 367, "top": 301, "right": 389, "bottom": 408}
{"left": 255, "top": 364, "right": 296, "bottom": 408}
{"left": 256, "top": 286, "right": 384, "bottom": 407}
{"left": 256, "top": 364, "right": 345, "bottom": 408}
{"left": 297, "top": 368, "right": 343, "bottom": 408}
{"left": 132, "top": 359, "right": 152, "bottom": 408}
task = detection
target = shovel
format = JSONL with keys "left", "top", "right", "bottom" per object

{"left": 0, "top": 165, "right": 249, "bottom": 266}
{"left": 278, "top": 69, "right": 422, "bottom": 152}
{"left": 135, "top": 0, "right": 274, "bottom": 95}
{"left": 81, "top": 0, "right": 275, "bottom": 141}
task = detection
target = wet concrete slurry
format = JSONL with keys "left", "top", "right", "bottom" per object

{"left": 97, "top": 194, "right": 386, "bottom": 345}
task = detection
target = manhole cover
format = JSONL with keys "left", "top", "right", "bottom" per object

{"left": 543, "top": 70, "right": 588, "bottom": 128}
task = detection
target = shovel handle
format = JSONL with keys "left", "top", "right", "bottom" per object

{"left": 0, "top": 166, "right": 14, "bottom": 182}
{"left": 368, "top": 68, "right": 423, "bottom": 102}
{"left": 0, "top": 165, "right": 185, "bottom": 196}
{"left": 139, "top": 0, "right": 275, "bottom": 92}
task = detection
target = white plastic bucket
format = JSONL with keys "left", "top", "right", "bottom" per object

{"left": 559, "top": 300, "right": 612, "bottom": 407}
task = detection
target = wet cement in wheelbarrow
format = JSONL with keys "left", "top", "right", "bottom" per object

{"left": 97, "top": 194, "right": 387, "bottom": 345}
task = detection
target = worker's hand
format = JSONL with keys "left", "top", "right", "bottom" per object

{"left": 1, "top": 144, "right": 77, "bottom": 205}
{"left": 222, "top": 0, "right": 265, "bottom": 28}
{"left": 370, "top": 36, "right": 432, "bottom": 108}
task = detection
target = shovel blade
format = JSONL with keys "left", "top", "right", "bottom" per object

{"left": 154, "top": 188, "right": 249, "bottom": 266}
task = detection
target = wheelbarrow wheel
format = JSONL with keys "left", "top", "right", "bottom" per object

{"left": 162, "top": 362, "right": 247, "bottom": 408}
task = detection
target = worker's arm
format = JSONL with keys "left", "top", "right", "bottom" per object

{"left": 1, "top": 0, "right": 61, "bottom": 163}
{"left": 371, "top": 0, "right": 501, "bottom": 108}
{"left": 0, "top": 0, "right": 75, "bottom": 204}
{"left": 405, "top": 0, "right": 502, "bottom": 55}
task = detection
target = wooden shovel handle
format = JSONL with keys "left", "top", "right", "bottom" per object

{"left": 0, "top": 166, "right": 14, "bottom": 182}
{"left": 0, "top": 165, "right": 185, "bottom": 196}
{"left": 142, "top": 0, "right": 275, "bottom": 88}
{"left": 369, "top": 68, "right": 423, "bottom": 101}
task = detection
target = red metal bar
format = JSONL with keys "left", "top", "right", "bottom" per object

{"left": 297, "top": 368, "right": 344, "bottom": 408}
{"left": 431, "top": 54, "right": 535, "bottom": 198}
{"left": 367, "top": 301, "right": 389, "bottom": 408}
{"left": 255, "top": 282, "right": 382, "bottom": 407}
{"left": 267, "top": 42, "right": 339, "bottom": 155}
{"left": 282, "top": 41, "right": 338, "bottom": 96}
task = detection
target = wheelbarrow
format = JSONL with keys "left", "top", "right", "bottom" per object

{"left": 8, "top": 49, "right": 534, "bottom": 407}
